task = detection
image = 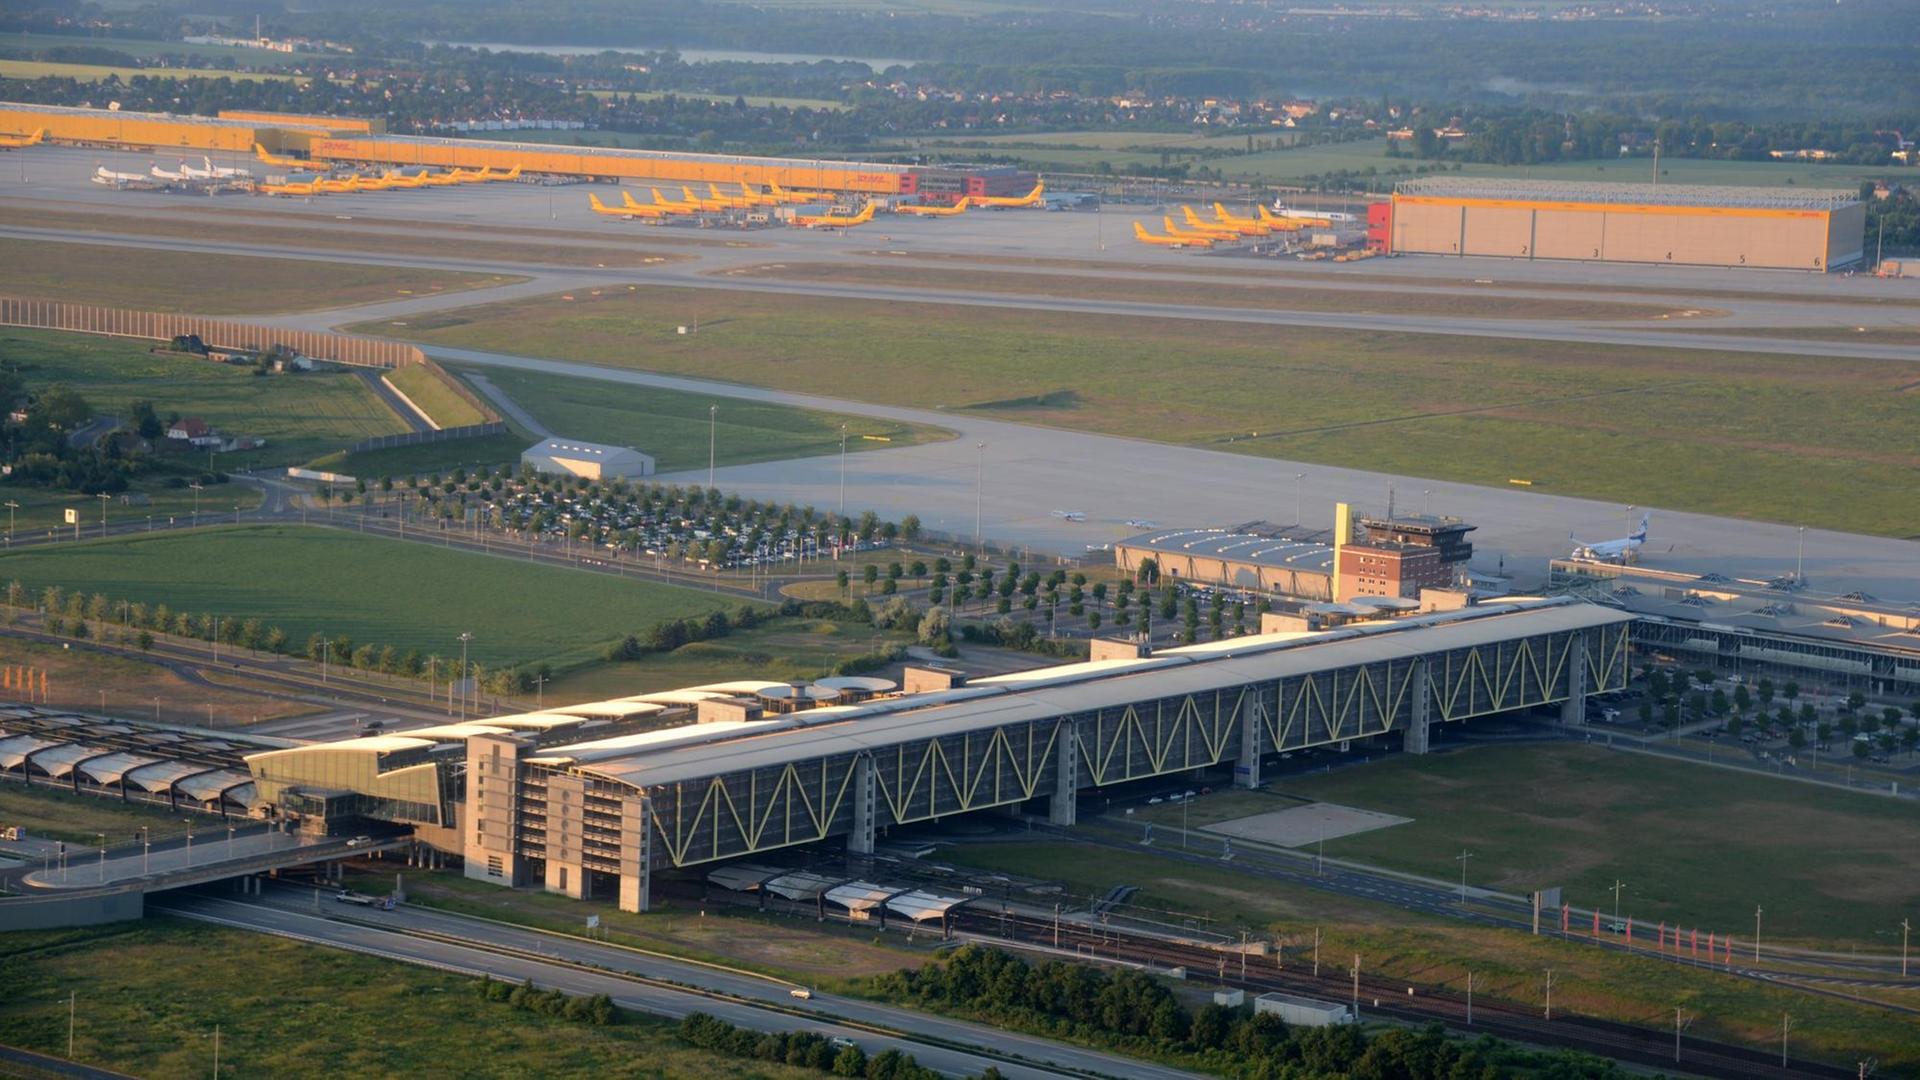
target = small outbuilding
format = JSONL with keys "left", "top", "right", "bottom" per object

{"left": 521, "top": 438, "right": 654, "bottom": 480}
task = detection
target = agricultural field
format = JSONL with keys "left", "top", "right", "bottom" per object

{"left": 0, "top": 632, "right": 313, "bottom": 730}
{"left": 903, "top": 132, "right": 1919, "bottom": 189}
{"left": 0, "top": 525, "right": 735, "bottom": 670}
{"left": 385, "top": 365, "right": 491, "bottom": 429}
{"left": 0, "top": 328, "right": 412, "bottom": 470}
{"left": 0, "top": 31, "right": 344, "bottom": 66}
{"left": 0, "top": 481, "right": 257, "bottom": 538}
{"left": 1139, "top": 743, "right": 1919, "bottom": 945}
{"left": 0, "top": 239, "right": 514, "bottom": 315}
{"left": 939, "top": 839, "right": 1919, "bottom": 1071}
{"left": 0, "top": 921, "right": 820, "bottom": 1080}
{"left": 546, "top": 614, "right": 911, "bottom": 700}
{"left": 453, "top": 364, "right": 951, "bottom": 473}
{"left": 369, "top": 287, "right": 1920, "bottom": 536}
{"left": 306, "top": 432, "right": 533, "bottom": 480}
{"left": 0, "top": 58, "right": 305, "bottom": 84}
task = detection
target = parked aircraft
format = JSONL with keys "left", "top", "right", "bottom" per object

{"left": 766, "top": 181, "right": 819, "bottom": 205}
{"left": 0, "top": 128, "right": 44, "bottom": 150}
{"left": 1212, "top": 203, "right": 1274, "bottom": 235}
{"left": 651, "top": 187, "right": 703, "bottom": 213}
{"left": 975, "top": 181, "right": 1045, "bottom": 208}
{"left": 1133, "top": 221, "right": 1212, "bottom": 248}
{"left": 253, "top": 143, "right": 304, "bottom": 168}
{"left": 1162, "top": 215, "right": 1232, "bottom": 243}
{"left": 150, "top": 163, "right": 190, "bottom": 182}
{"left": 791, "top": 202, "right": 877, "bottom": 229}
{"left": 590, "top": 192, "right": 674, "bottom": 220}
{"left": 192, "top": 156, "right": 251, "bottom": 179}
{"left": 1570, "top": 514, "right": 1651, "bottom": 560}
{"left": 1182, "top": 205, "right": 1257, "bottom": 238}
{"left": 1270, "top": 202, "right": 1350, "bottom": 225}
{"left": 258, "top": 178, "right": 321, "bottom": 196}
{"left": 91, "top": 165, "right": 148, "bottom": 186}
{"left": 896, "top": 197, "right": 971, "bottom": 217}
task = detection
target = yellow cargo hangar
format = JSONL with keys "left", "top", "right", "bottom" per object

{"left": 1384, "top": 178, "right": 1865, "bottom": 272}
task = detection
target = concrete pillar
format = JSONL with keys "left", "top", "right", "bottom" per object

{"left": 1234, "top": 690, "right": 1263, "bottom": 789}
{"left": 1560, "top": 633, "right": 1588, "bottom": 726}
{"left": 847, "top": 755, "right": 876, "bottom": 855}
{"left": 618, "top": 796, "right": 650, "bottom": 914}
{"left": 1049, "top": 720, "right": 1078, "bottom": 827}
{"left": 1402, "top": 660, "right": 1431, "bottom": 755}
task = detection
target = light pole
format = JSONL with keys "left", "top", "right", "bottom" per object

{"left": 1626, "top": 504, "right": 1635, "bottom": 538}
{"left": 1422, "top": 488, "right": 1431, "bottom": 516}
{"left": 1902, "top": 918, "right": 1910, "bottom": 978}
{"left": 189, "top": 481, "right": 203, "bottom": 526}
{"left": 96, "top": 492, "right": 109, "bottom": 538}
{"left": 227, "top": 823, "right": 236, "bottom": 861}
{"left": 837, "top": 423, "right": 848, "bottom": 517}
{"left": 3, "top": 498, "right": 16, "bottom": 546}
{"left": 185, "top": 820, "right": 194, "bottom": 866}
{"left": 1754, "top": 904, "right": 1763, "bottom": 962}
{"left": 1674, "top": 1007, "right": 1691, "bottom": 1063}
{"left": 973, "top": 441, "right": 985, "bottom": 549}
{"left": 707, "top": 404, "right": 717, "bottom": 490}
{"left": 1543, "top": 968, "right": 1555, "bottom": 1020}
{"left": 1795, "top": 526, "right": 1806, "bottom": 584}
{"left": 1781, "top": 1013, "right": 1793, "bottom": 1068}
{"left": 96, "top": 832, "right": 105, "bottom": 883}
{"left": 1465, "top": 971, "right": 1475, "bottom": 1026}
{"left": 67, "top": 991, "right": 75, "bottom": 1058}
{"left": 1611, "top": 879, "right": 1627, "bottom": 931}
{"left": 1455, "top": 849, "right": 1473, "bottom": 904}
{"left": 141, "top": 826, "right": 149, "bottom": 875}
{"left": 1293, "top": 473, "right": 1304, "bottom": 528}
{"left": 458, "top": 631, "right": 472, "bottom": 720}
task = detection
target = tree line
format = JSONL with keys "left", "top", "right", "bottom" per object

{"left": 871, "top": 945, "right": 1626, "bottom": 1079}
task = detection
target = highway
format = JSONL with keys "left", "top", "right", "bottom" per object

{"left": 157, "top": 887, "right": 1203, "bottom": 1080}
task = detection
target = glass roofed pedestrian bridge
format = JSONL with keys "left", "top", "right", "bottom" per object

{"left": 245, "top": 596, "right": 1629, "bottom": 913}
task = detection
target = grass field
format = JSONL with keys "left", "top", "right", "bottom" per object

{"left": 546, "top": 614, "right": 910, "bottom": 700}
{"left": 0, "top": 525, "right": 736, "bottom": 669}
{"left": 906, "top": 132, "right": 1920, "bottom": 189}
{"left": 730, "top": 261, "right": 1688, "bottom": 320}
{"left": 457, "top": 364, "right": 951, "bottom": 473}
{"left": 0, "top": 328, "right": 412, "bottom": 470}
{"left": 0, "top": 58, "right": 305, "bottom": 84}
{"left": 342, "top": 864, "right": 922, "bottom": 984}
{"left": 306, "top": 431, "right": 533, "bottom": 479}
{"left": 363, "top": 287, "right": 1920, "bottom": 536}
{"left": 0, "top": 920, "right": 821, "bottom": 1080}
{"left": 1138, "top": 744, "right": 1920, "bottom": 944}
{"left": 0, "top": 203, "right": 686, "bottom": 270}
{"left": 0, "top": 784, "right": 198, "bottom": 846}
{"left": 0, "top": 239, "right": 515, "bottom": 315}
{"left": 0, "top": 632, "right": 313, "bottom": 730}
{"left": 0, "top": 31, "right": 344, "bottom": 66}
{"left": 939, "top": 839, "right": 1919, "bottom": 1070}
{"left": 385, "top": 365, "right": 490, "bottom": 429}
{"left": 0, "top": 481, "right": 258, "bottom": 538}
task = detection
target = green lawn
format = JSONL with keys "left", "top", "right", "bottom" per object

{"left": 0, "top": 58, "right": 304, "bottom": 84}
{"left": 454, "top": 363, "right": 950, "bottom": 473}
{"left": 548, "top": 615, "right": 909, "bottom": 700}
{"left": 0, "top": 785, "right": 191, "bottom": 847}
{"left": 0, "top": 525, "right": 735, "bottom": 669}
{"left": 361, "top": 288, "right": 1920, "bottom": 536}
{"left": 385, "top": 364, "right": 491, "bottom": 429}
{"left": 0, "top": 239, "right": 514, "bottom": 315}
{"left": 0, "top": 481, "right": 258, "bottom": 538}
{"left": 0, "top": 920, "right": 821, "bottom": 1080}
{"left": 939, "top": 839, "right": 1920, "bottom": 1070}
{"left": 1, "top": 328, "right": 412, "bottom": 470}
{"left": 307, "top": 431, "right": 533, "bottom": 480}
{"left": 1244, "top": 743, "right": 1920, "bottom": 945}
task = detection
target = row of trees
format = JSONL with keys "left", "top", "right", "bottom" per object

{"left": 872, "top": 946, "right": 1622, "bottom": 1079}
{"left": 474, "top": 976, "right": 615, "bottom": 1025}
{"left": 676, "top": 1012, "right": 950, "bottom": 1080}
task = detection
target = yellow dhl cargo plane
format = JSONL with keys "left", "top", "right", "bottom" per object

{"left": 1255, "top": 206, "right": 1306, "bottom": 231}
{"left": 706, "top": 183, "right": 773, "bottom": 208}
{"left": 487, "top": 164, "right": 522, "bottom": 182}
{"left": 731, "top": 183, "right": 784, "bottom": 207}
{"left": 622, "top": 190, "right": 689, "bottom": 215}
{"left": 1162, "top": 215, "right": 1230, "bottom": 243}
{"left": 766, "top": 181, "right": 818, "bottom": 205}
{"left": 259, "top": 177, "right": 322, "bottom": 196}
{"left": 254, "top": 143, "right": 305, "bottom": 168}
{"left": 1183, "top": 205, "right": 1260, "bottom": 237}
{"left": 650, "top": 187, "right": 703, "bottom": 213}
{"left": 1212, "top": 203, "right": 1274, "bottom": 235}
{"left": 1133, "top": 221, "right": 1211, "bottom": 249}
{"left": 589, "top": 192, "right": 674, "bottom": 220}
{"left": 0, "top": 128, "right": 45, "bottom": 150}
{"left": 792, "top": 201, "right": 876, "bottom": 229}
{"left": 896, "top": 196, "right": 971, "bottom": 217}
{"left": 974, "top": 181, "right": 1045, "bottom": 208}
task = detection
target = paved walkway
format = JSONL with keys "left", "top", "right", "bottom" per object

{"left": 466, "top": 372, "right": 550, "bottom": 437}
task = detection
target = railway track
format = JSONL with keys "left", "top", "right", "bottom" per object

{"left": 947, "top": 908, "right": 1854, "bottom": 1080}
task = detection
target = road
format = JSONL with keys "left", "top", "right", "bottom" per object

{"left": 158, "top": 888, "right": 1202, "bottom": 1080}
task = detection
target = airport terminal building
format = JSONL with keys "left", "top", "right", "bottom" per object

{"left": 1372, "top": 179, "right": 1865, "bottom": 271}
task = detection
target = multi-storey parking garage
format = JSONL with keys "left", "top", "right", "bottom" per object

{"left": 448, "top": 597, "right": 1627, "bottom": 911}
